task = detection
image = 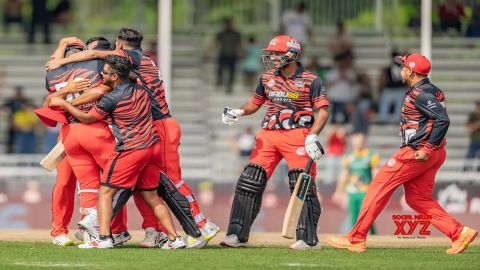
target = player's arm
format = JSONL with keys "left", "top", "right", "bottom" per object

{"left": 370, "top": 153, "right": 380, "bottom": 177}
{"left": 48, "top": 98, "right": 98, "bottom": 123}
{"left": 50, "top": 37, "right": 84, "bottom": 60}
{"left": 43, "top": 78, "right": 90, "bottom": 106}
{"left": 308, "top": 78, "right": 330, "bottom": 136}
{"left": 222, "top": 77, "right": 264, "bottom": 125}
{"left": 46, "top": 50, "right": 119, "bottom": 71}
{"left": 70, "top": 85, "right": 111, "bottom": 106}
{"left": 332, "top": 159, "right": 349, "bottom": 206}
{"left": 414, "top": 92, "right": 450, "bottom": 156}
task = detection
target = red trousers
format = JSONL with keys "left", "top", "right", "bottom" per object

{"left": 134, "top": 117, "right": 207, "bottom": 230}
{"left": 249, "top": 128, "right": 316, "bottom": 179}
{"left": 348, "top": 146, "right": 464, "bottom": 243}
{"left": 50, "top": 157, "right": 76, "bottom": 237}
{"left": 60, "top": 122, "right": 127, "bottom": 234}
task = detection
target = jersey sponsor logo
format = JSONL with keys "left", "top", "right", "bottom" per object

{"left": 427, "top": 100, "right": 436, "bottom": 109}
{"left": 268, "top": 91, "right": 299, "bottom": 99}
{"left": 294, "top": 79, "right": 305, "bottom": 88}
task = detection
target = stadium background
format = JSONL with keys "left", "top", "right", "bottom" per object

{"left": 0, "top": 0, "right": 479, "bottom": 237}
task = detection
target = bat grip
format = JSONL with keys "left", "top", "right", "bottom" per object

{"left": 305, "top": 158, "right": 313, "bottom": 173}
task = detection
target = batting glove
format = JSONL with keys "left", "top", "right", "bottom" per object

{"left": 305, "top": 134, "right": 325, "bottom": 161}
{"left": 222, "top": 107, "right": 245, "bottom": 126}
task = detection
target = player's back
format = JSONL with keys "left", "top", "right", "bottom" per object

{"left": 98, "top": 83, "right": 158, "bottom": 151}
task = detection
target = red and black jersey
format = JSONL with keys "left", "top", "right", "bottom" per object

{"left": 90, "top": 83, "right": 158, "bottom": 152}
{"left": 45, "top": 59, "right": 104, "bottom": 123}
{"left": 251, "top": 63, "right": 329, "bottom": 130}
{"left": 400, "top": 78, "right": 449, "bottom": 154}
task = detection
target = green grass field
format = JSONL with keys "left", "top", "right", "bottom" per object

{"left": 0, "top": 241, "right": 478, "bottom": 270}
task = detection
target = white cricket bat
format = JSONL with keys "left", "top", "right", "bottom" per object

{"left": 40, "top": 140, "right": 66, "bottom": 171}
{"left": 282, "top": 158, "right": 314, "bottom": 239}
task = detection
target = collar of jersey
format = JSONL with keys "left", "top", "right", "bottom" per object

{"left": 274, "top": 62, "right": 304, "bottom": 78}
{"left": 409, "top": 78, "right": 430, "bottom": 90}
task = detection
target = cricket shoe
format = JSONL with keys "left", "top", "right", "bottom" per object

{"left": 77, "top": 212, "right": 99, "bottom": 238}
{"left": 161, "top": 237, "right": 187, "bottom": 249}
{"left": 289, "top": 240, "right": 321, "bottom": 250}
{"left": 74, "top": 230, "right": 84, "bottom": 241}
{"left": 186, "top": 220, "right": 221, "bottom": 249}
{"left": 113, "top": 231, "right": 131, "bottom": 246}
{"left": 325, "top": 235, "right": 366, "bottom": 253}
{"left": 78, "top": 236, "right": 113, "bottom": 249}
{"left": 139, "top": 227, "right": 167, "bottom": 248}
{"left": 446, "top": 227, "right": 478, "bottom": 254}
{"left": 52, "top": 235, "right": 74, "bottom": 246}
{"left": 220, "top": 234, "right": 247, "bottom": 248}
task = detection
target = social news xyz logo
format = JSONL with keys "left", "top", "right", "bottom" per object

{"left": 392, "top": 214, "right": 431, "bottom": 238}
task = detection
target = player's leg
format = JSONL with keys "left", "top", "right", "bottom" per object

{"left": 133, "top": 191, "right": 166, "bottom": 247}
{"left": 159, "top": 118, "right": 219, "bottom": 248}
{"left": 326, "top": 147, "right": 435, "bottom": 252}
{"left": 51, "top": 157, "right": 76, "bottom": 246}
{"left": 403, "top": 147, "right": 475, "bottom": 254}
{"left": 137, "top": 143, "right": 186, "bottom": 249}
{"left": 221, "top": 129, "right": 282, "bottom": 247}
{"left": 280, "top": 128, "right": 320, "bottom": 249}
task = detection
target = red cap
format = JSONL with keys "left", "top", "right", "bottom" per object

{"left": 394, "top": 53, "right": 431, "bottom": 75}
{"left": 33, "top": 107, "right": 67, "bottom": 127}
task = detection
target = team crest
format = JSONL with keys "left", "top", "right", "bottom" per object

{"left": 387, "top": 159, "right": 396, "bottom": 167}
{"left": 267, "top": 79, "right": 275, "bottom": 87}
{"left": 296, "top": 147, "right": 306, "bottom": 156}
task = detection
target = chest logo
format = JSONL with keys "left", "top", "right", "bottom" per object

{"left": 267, "top": 79, "right": 275, "bottom": 87}
{"left": 294, "top": 79, "right": 305, "bottom": 88}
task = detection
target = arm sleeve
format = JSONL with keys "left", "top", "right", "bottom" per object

{"left": 414, "top": 92, "right": 450, "bottom": 154}
{"left": 310, "top": 77, "right": 330, "bottom": 109}
{"left": 250, "top": 76, "right": 266, "bottom": 105}
{"left": 90, "top": 95, "right": 116, "bottom": 120}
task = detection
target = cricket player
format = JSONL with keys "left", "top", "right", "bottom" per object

{"left": 44, "top": 38, "right": 128, "bottom": 246}
{"left": 327, "top": 53, "right": 478, "bottom": 254}
{"left": 46, "top": 28, "right": 220, "bottom": 249}
{"left": 220, "top": 35, "right": 329, "bottom": 249}
{"left": 332, "top": 133, "right": 379, "bottom": 234}
{"left": 49, "top": 55, "right": 186, "bottom": 249}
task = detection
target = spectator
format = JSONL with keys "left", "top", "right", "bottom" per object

{"left": 466, "top": 1, "right": 480, "bottom": 38}
{"left": 212, "top": 17, "right": 241, "bottom": 94}
{"left": 438, "top": 0, "right": 465, "bottom": 34}
{"left": 332, "top": 133, "right": 379, "bottom": 233}
{"left": 230, "top": 126, "right": 256, "bottom": 168}
{"left": 465, "top": 100, "right": 480, "bottom": 171}
{"left": 52, "top": 0, "right": 71, "bottom": 26}
{"left": 240, "top": 36, "right": 261, "bottom": 89}
{"left": 3, "top": 0, "right": 23, "bottom": 34}
{"left": 281, "top": 2, "right": 312, "bottom": 44}
{"left": 408, "top": 4, "right": 421, "bottom": 33}
{"left": 1, "top": 86, "right": 28, "bottom": 153}
{"left": 377, "top": 50, "right": 406, "bottom": 124}
{"left": 325, "top": 62, "right": 357, "bottom": 124}
{"left": 323, "top": 124, "right": 347, "bottom": 184}
{"left": 43, "top": 125, "right": 59, "bottom": 153}
{"left": 328, "top": 21, "right": 354, "bottom": 68}
{"left": 306, "top": 55, "right": 329, "bottom": 81}
{"left": 13, "top": 101, "right": 38, "bottom": 153}
{"left": 28, "top": 0, "right": 51, "bottom": 44}
{"left": 351, "top": 73, "right": 374, "bottom": 134}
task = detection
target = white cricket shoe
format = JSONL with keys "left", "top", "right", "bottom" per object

{"left": 139, "top": 227, "right": 165, "bottom": 248}
{"left": 113, "top": 231, "right": 131, "bottom": 246}
{"left": 52, "top": 235, "right": 74, "bottom": 246}
{"left": 185, "top": 219, "right": 220, "bottom": 249}
{"left": 220, "top": 234, "right": 247, "bottom": 248}
{"left": 78, "top": 237, "right": 113, "bottom": 249}
{"left": 77, "top": 212, "right": 99, "bottom": 238}
{"left": 161, "top": 237, "right": 187, "bottom": 249}
{"left": 202, "top": 219, "right": 220, "bottom": 241}
{"left": 289, "top": 240, "right": 321, "bottom": 250}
